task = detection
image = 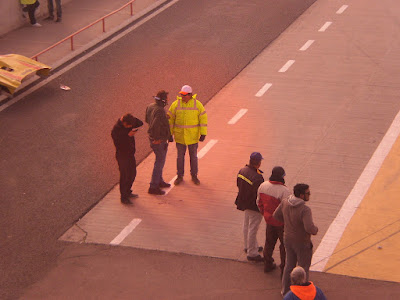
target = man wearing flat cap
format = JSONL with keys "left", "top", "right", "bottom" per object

{"left": 257, "top": 166, "right": 291, "bottom": 274}
{"left": 168, "top": 85, "right": 208, "bottom": 186}
{"left": 145, "top": 90, "right": 172, "bottom": 195}
{"left": 235, "top": 152, "right": 265, "bottom": 262}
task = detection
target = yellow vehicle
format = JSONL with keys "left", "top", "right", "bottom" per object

{"left": 0, "top": 54, "right": 51, "bottom": 94}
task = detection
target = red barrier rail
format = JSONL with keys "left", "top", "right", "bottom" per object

{"left": 31, "top": 0, "right": 136, "bottom": 61}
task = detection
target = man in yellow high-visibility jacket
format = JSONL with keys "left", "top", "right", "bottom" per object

{"left": 168, "top": 85, "right": 208, "bottom": 185}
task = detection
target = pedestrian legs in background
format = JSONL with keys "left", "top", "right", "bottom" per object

{"left": 46, "top": 0, "right": 62, "bottom": 22}
{"left": 26, "top": 1, "right": 41, "bottom": 27}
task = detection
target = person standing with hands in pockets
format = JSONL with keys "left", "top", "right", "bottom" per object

{"left": 273, "top": 183, "right": 319, "bottom": 297}
{"left": 146, "top": 90, "right": 172, "bottom": 195}
{"left": 235, "top": 152, "right": 265, "bottom": 262}
{"left": 168, "top": 85, "right": 208, "bottom": 186}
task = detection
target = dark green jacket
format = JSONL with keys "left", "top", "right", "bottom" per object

{"left": 145, "top": 102, "right": 171, "bottom": 141}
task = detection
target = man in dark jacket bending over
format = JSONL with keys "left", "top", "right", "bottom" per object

{"left": 111, "top": 113, "right": 143, "bottom": 204}
{"left": 145, "top": 90, "right": 172, "bottom": 195}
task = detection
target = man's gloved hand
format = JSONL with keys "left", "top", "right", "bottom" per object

{"left": 168, "top": 136, "right": 173, "bottom": 142}
{"left": 199, "top": 135, "right": 206, "bottom": 142}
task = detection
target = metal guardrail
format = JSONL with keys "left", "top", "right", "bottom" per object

{"left": 31, "top": 0, "right": 136, "bottom": 61}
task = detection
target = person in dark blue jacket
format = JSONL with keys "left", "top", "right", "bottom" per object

{"left": 283, "top": 266, "right": 327, "bottom": 300}
{"left": 235, "top": 152, "right": 264, "bottom": 262}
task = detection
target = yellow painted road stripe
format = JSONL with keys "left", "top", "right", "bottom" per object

{"left": 323, "top": 134, "right": 400, "bottom": 282}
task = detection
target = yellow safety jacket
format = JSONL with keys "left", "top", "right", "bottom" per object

{"left": 168, "top": 94, "right": 208, "bottom": 145}
{"left": 20, "top": 0, "right": 36, "bottom": 4}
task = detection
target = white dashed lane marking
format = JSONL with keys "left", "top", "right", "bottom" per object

{"left": 255, "top": 83, "right": 272, "bottom": 97}
{"left": 279, "top": 60, "right": 295, "bottom": 73}
{"left": 318, "top": 21, "right": 332, "bottom": 32}
{"left": 299, "top": 40, "right": 314, "bottom": 51}
{"left": 228, "top": 109, "right": 248, "bottom": 124}
{"left": 336, "top": 5, "right": 348, "bottom": 14}
{"left": 198, "top": 139, "right": 218, "bottom": 159}
{"left": 110, "top": 218, "right": 142, "bottom": 245}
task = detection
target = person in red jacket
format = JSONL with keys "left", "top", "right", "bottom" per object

{"left": 257, "top": 166, "right": 290, "bottom": 273}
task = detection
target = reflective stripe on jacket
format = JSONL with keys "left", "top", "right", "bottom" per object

{"left": 235, "top": 165, "right": 264, "bottom": 212}
{"left": 167, "top": 94, "right": 207, "bottom": 145}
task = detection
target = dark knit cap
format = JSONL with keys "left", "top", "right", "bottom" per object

{"left": 269, "top": 166, "right": 286, "bottom": 183}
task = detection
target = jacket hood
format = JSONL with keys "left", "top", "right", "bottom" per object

{"left": 287, "top": 195, "right": 304, "bottom": 207}
{"left": 290, "top": 282, "right": 317, "bottom": 300}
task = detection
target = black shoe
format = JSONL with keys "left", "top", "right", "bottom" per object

{"left": 148, "top": 188, "right": 165, "bottom": 195}
{"left": 244, "top": 246, "right": 263, "bottom": 253}
{"left": 247, "top": 255, "right": 264, "bottom": 262}
{"left": 174, "top": 176, "right": 183, "bottom": 185}
{"left": 129, "top": 193, "right": 139, "bottom": 199}
{"left": 159, "top": 182, "right": 171, "bottom": 188}
{"left": 264, "top": 262, "right": 277, "bottom": 273}
{"left": 121, "top": 198, "right": 133, "bottom": 205}
{"left": 191, "top": 175, "right": 200, "bottom": 185}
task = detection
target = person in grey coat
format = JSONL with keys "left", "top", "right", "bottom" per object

{"left": 273, "top": 183, "right": 318, "bottom": 297}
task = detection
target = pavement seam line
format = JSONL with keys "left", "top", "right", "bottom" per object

{"left": 317, "top": 218, "right": 400, "bottom": 267}
{"left": 74, "top": 223, "right": 88, "bottom": 244}
{"left": 324, "top": 229, "right": 400, "bottom": 272}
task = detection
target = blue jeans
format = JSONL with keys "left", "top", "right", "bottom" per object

{"left": 150, "top": 141, "right": 168, "bottom": 189}
{"left": 176, "top": 143, "right": 198, "bottom": 177}
{"left": 47, "top": 0, "right": 62, "bottom": 18}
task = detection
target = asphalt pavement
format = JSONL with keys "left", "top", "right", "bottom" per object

{"left": 1, "top": 0, "right": 400, "bottom": 299}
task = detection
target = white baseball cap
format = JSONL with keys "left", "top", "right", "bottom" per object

{"left": 179, "top": 85, "right": 193, "bottom": 95}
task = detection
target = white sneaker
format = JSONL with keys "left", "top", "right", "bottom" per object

{"left": 32, "top": 23, "right": 42, "bottom": 27}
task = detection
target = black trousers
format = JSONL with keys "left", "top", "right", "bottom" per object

{"left": 116, "top": 155, "right": 136, "bottom": 200}
{"left": 264, "top": 224, "right": 285, "bottom": 270}
{"left": 26, "top": 1, "right": 40, "bottom": 25}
